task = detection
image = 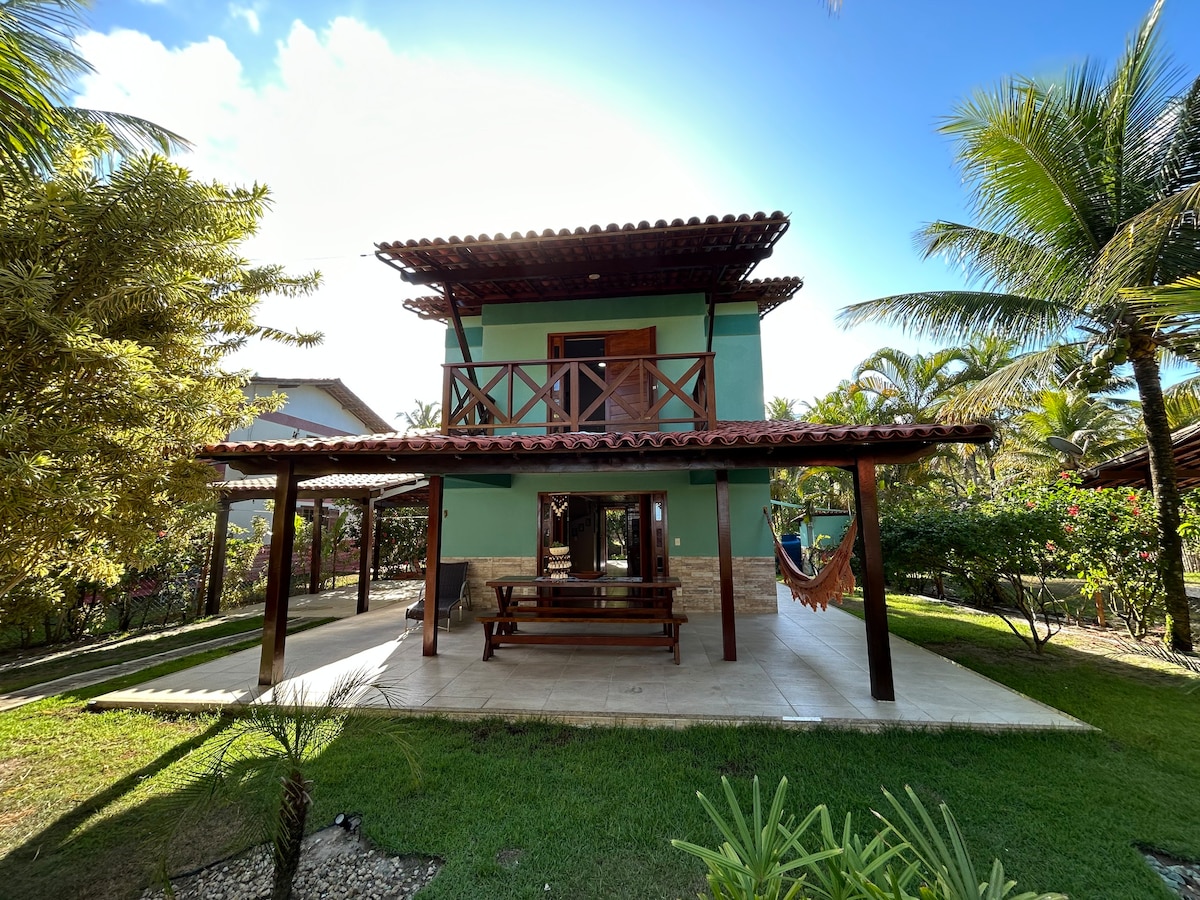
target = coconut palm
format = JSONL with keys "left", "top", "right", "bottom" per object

{"left": 0, "top": 0, "right": 187, "bottom": 178}
{"left": 399, "top": 398, "right": 441, "bottom": 431}
{"left": 838, "top": 1, "right": 1200, "bottom": 649}
{"left": 998, "top": 389, "right": 1143, "bottom": 479}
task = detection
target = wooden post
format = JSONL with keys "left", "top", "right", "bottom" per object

{"left": 852, "top": 456, "right": 894, "bottom": 701}
{"left": 357, "top": 499, "right": 374, "bottom": 614}
{"left": 260, "top": 461, "right": 300, "bottom": 686}
{"left": 205, "top": 499, "right": 231, "bottom": 616}
{"left": 423, "top": 476, "right": 445, "bottom": 656}
{"left": 372, "top": 510, "right": 383, "bottom": 580}
{"left": 715, "top": 470, "right": 736, "bottom": 661}
{"left": 309, "top": 497, "right": 323, "bottom": 595}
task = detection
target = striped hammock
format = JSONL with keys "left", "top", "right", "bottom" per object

{"left": 763, "top": 507, "right": 857, "bottom": 611}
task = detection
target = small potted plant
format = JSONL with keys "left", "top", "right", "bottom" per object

{"left": 548, "top": 541, "right": 570, "bottom": 558}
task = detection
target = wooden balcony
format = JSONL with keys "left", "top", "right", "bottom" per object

{"left": 441, "top": 352, "right": 716, "bottom": 434}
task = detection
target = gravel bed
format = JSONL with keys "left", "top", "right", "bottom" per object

{"left": 141, "top": 825, "right": 441, "bottom": 900}
{"left": 1144, "top": 849, "right": 1200, "bottom": 900}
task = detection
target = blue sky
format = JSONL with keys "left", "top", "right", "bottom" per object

{"left": 74, "top": 1, "right": 1200, "bottom": 427}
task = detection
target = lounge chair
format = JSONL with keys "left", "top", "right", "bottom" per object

{"left": 405, "top": 561, "right": 471, "bottom": 630}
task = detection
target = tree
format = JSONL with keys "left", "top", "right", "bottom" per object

{"left": 998, "top": 390, "right": 1142, "bottom": 480}
{"left": 0, "top": 0, "right": 187, "bottom": 178}
{"left": 0, "top": 143, "right": 320, "bottom": 605}
{"left": 852, "top": 346, "right": 967, "bottom": 424}
{"left": 765, "top": 396, "right": 798, "bottom": 421}
{"left": 839, "top": 1, "right": 1200, "bottom": 649}
{"left": 399, "top": 398, "right": 441, "bottom": 431}
{"left": 178, "top": 671, "right": 417, "bottom": 900}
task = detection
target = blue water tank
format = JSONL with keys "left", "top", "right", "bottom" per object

{"left": 780, "top": 534, "right": 803, "bottom": 568}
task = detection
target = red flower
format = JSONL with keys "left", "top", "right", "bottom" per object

{"left": 1065, "top": 524, "right": 1074, "bottom": 533}
{"left": 1046, "top": 540, "right": 1057, "bottom": 551}
{"left": 157, "top": 530, "right": 167, "bottom": 538}
{"left": 1067, "top": 505, "right": 1079, "bottom": 516}
{"left": 1026, "top": 500, "right": 1036, "bottom": 508}
{"left": 1060, "top": 472, "right": 1072, "bottom": 480}
{"left": 1139, "top": 551, "right": 1151, "bottom": 560}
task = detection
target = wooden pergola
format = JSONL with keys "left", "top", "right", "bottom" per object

{"left": 201, "top": 420, "right": 992, "bottom": 701}
{"left": 207, "top": 472, "right": 428, "bottom": 617}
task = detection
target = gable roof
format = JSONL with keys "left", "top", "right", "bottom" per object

{"left": 376, "top": 212, "right": 803, "bottom": 320}
{"left": 249, "top": 377, "right": 394, "bottom": 435}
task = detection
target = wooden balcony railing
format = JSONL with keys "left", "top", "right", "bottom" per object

{"left": 441, "top": 352, "right": 716, "bottom": 434}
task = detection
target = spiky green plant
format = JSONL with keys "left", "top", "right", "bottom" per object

{"left": 178, "top": 669, "right": 417, "bottom": 900}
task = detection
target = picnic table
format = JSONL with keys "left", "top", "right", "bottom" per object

{"left": 480, "top": 575, "right": 686, "bottom": 663}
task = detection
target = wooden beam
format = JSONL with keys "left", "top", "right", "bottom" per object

{"left": 205, "top": 499, "right": 231, "bottom": 616}
{"left": 423, "top": 475, "right": 445, "bottom": 656}
{"left": 399, "top": 247, "right": 771, "bottom": 286}
{"left": 715, "top": 469, "right": 736, "bottom": 661}
{"left": 260, "top": 460, "right": 300, "bottom": 686}
{"left": 357, "top": 499, "right": 374, "bottom": 614}
{"left": 309, "top": 497, "right": 323, "bottom": 595}
{"left": 852, "top": 455, "right": 894, "bottom": 701}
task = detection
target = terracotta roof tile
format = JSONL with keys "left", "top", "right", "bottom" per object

{"left": 204, "top": 420, "right": 993, "bottom": 457}
{"left": 378, "top": 212, "right": 802, "bottom": 317}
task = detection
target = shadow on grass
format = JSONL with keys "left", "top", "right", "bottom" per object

{"left": 0, "top": 709, "right": 235, "bottom": 900}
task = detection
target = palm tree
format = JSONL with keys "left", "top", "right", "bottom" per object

{"left": 999, "top": 390, "right": 1142, "bottom": 479}
{"left": 0, "top": 0, "right": 187, "bottom": 177}
{"left": 838, "top": 1, "right": 1200, "bottom": 649}
{"left": 852, "top": 346, "right": 967, "bottom": 424}
{"left": 399, "top": 398, "right": 441, "bottom": 431}
{"left": 766, "top": 396, "right": 799, "bottom": 421}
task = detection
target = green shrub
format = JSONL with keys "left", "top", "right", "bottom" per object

{"left": 673, "top": 776, "right": 1066, "bottom": 900}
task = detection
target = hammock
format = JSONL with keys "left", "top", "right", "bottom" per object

{"left": 763, "top": 507, "right": 857, "bottom": 611}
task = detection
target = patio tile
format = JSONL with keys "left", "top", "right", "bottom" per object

{"left": 87, "top": 583, "right": 1091, "bottom": 731}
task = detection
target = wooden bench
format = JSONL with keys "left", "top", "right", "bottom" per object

{"left": 477, "top": 607, "right": 688, "bottom": 664}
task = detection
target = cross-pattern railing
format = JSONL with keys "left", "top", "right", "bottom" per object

{"left": 441, "top": 352, "right": 716, "bottom": 434}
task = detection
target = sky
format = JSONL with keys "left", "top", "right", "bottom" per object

{"left": 71, "top": 0, "right": 1200, "bottom": 430}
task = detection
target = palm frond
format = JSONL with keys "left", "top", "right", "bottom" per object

{"left": 918, "top": 221, "right": 1081, "bottom": 300}
{"left": 838, "top": 290, "right": 1076, "bottom": 347}
{"left": 939, "top": 345, "right": 1077, "bottom": 419}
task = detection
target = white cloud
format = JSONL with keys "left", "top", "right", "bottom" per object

{"left": 73, "top": 15, "right": 879, "bottom": 422}
{"left": 229, "top": 5, "right": 261, "bottom": 35}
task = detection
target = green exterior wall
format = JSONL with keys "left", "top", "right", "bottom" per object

{"left": 437, "top": 291, "right": 773, "bottom": 561}
{"left": 441, "top": 471, "right": 772, "bottom": 558}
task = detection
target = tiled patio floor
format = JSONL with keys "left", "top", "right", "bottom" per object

{"left": 90, "top": 584, "right": 1088, "bottom": 731}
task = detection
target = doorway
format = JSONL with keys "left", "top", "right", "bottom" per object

{"left": 538, "top": 491, "right": 667, "bottom": 578}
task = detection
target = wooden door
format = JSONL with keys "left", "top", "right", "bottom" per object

{"left": 603, "top": 326, "right": 656, "bottom": 430}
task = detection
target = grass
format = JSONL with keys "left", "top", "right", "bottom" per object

{"left": 0, "top": 616, "right": 275, "bottom": 693}
{"left": 1, "top": 599, "right": 1199, "bottom": 899}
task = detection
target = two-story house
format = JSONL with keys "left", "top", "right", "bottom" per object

{"left": 203, "top": 212, "right": 992, "bottom": 698}
{"left": 383, "top": 214, "right": 804, "bottom": 614}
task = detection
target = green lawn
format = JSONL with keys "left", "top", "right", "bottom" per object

{"left": 0, "top": 616, "right": 274, "bottom": 693}
{"left": 1, "top": 597, "right": 1198, "bottom": 899}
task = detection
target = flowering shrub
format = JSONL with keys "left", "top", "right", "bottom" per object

{"left": 881, "top": 502, "right": 1066, "bottom": 651}
{"left": 1012, "top": 474, "right": 1159, "bottom": 638}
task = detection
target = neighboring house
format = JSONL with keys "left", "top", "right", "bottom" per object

{"left": 391, "top": 218, "right": 804, "bottom": 612}
{"left": 220, "top": 377, "right": 394, "bottom": 531}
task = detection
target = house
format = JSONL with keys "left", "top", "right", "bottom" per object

{"left": 219, "top": 377, "right": 394, "bottom": 531}
{"left": 203, "top": 213, "right": 992, "bottom": 697}
{"left": 384, "top": 215, "right": 805, "bottom": 614}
